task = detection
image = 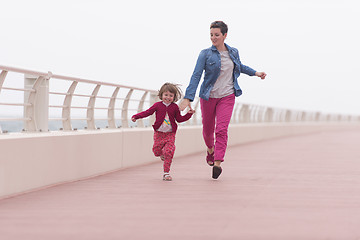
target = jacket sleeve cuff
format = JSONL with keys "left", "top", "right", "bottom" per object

{"left": 183, "top": 94, "right": 194, "bottom": 102}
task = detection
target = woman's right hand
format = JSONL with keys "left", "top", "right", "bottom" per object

{"left": 255, "top": 71, "right": 267, "bottom": 80}
{"left": 179, "top": 98, "right": 191, "bottom": 111}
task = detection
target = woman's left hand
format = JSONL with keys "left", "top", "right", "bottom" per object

{"left": 255, "top": 72, "right": 267, "bottom": 80}
{"left": 179, "top": 98, "right": 192, "bottom": 111}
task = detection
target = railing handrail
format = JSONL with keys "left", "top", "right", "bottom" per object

{"left": 1, "top": 64, "right": 359, "bottom": 134}
{"left": 0, "top": 65, "right": 49, "bottom": 78}
{"left": 0, "top": 64, "right": 159, "bottom": 133}
{"left": 0, "top": 65, "right": 155, "bottom": 93}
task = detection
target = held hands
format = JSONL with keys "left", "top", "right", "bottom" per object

{"left": 255, "top": 71, "right": 267, "bottom": 80}
{"left": 188, "top": 109, "right": 195, "bottom": 114}
{"left": 180, "top": 99, "right": 195, "bottom": 114}
{"left": 179, "top": 98, "right": 192, "bottom": 111}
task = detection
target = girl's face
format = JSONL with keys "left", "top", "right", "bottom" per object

{"left": 162, "top": 91, "right": 175, "bottom": 104}
{"left": 210, "top": 28, "right": 227, "bottom": 48}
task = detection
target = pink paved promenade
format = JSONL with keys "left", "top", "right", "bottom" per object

{"left": 1, "top": 127, "right": 360, "bottom": 240}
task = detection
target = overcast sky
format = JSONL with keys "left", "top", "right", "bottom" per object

{"left": 1, "top": 0, "right": 359, "bottom": 116}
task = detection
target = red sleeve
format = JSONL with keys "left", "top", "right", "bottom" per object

{"left": 132, "top": 102, "right": 158, "bottom": 120}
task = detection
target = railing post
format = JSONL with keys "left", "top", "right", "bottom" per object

{"left": 0, "top": 70, "right": 7, "bottom": 133}
{"left": 148, "top": 92, "right": 158, "bottom": 126}
{"left": 256, "top": 106, "right": 265, "bottom": 122}
{"left": 300, "top": 111, "right": 307, "bottom": 122}
{"left": 231, "top": 103, "right": 240, "bottom": 124}
{"left": 121, "top": 89, "right": 134, "bottom": 128}
{"left": 250, "top": 105, "right": 256, "bottom": 122}
{"left": 326, "top": 114, "right": 331, "bottom": 122}
{"left": 62, "top": 81, "right": 78, "bottom": 130}
{"left": 250, "top": 105, "right": 257, "bottom": 123}
{"left": 337, "top": 114, "right": 342, "bottom": 122}
{"left": 108, "top": 87, "right": 120, "bottom": 129}
{"left": 136, "top": 91, "right": 148, "bottom": 128}
{"left": 264, "top": 107, "right": 274, "bottom": 122}
{"left": 24, "top": 74, "right": 49, "bottom": 132}
{"left": 239, "top": 104, "right": 250, "bottom": 123}
{"left": 285, "top": 110, "right": 292, "bottom": 122}
{"left": 0, "top": 70, "right": 8, "bottom": 94}
{"left": 87, "top": 84, "right": 101, "bottom": 130}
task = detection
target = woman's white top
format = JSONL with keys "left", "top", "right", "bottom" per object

{"left": 209, "top": 50, "right": 235, "bottom": 98}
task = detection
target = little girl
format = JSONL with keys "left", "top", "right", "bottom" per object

{"left": 131, "top": 83, "right": 194, "bottom": 181}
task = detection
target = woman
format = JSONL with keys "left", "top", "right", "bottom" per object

{"left": 179, "top": 21, "right": 266, "bottom": 179}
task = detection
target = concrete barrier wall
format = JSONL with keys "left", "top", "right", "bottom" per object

{"left": 0, "top": 122, "right": 358, "bottom": 199}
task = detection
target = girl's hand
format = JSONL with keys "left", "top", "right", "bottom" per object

{"left": 188, "top": 109, "right": 195, "bottom": 114}
{"left": 255, "top": 71, "right": 267, "bottom": 80}
{"left": 131, "top": 117, "right": 136, "bottom": 122}
{"left": 179, "top": 98, "right": 191, "bottom": 111}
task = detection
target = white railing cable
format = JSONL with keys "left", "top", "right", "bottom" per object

{"left": 0, "top": 117, "right": 31, "bottom": 121}
{"left": 0, "top": 103, "right": 31, "bottom": 107}
{"left": 1, "top": 87, "right": 35, "bottom": 92}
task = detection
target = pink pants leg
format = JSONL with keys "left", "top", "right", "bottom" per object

{"left": 200, "top": 94, "right": 235, "bottom": 162}
{"left": 153, "top": 131, "right": 176, "bottom": 173}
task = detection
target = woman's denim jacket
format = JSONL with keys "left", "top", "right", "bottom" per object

{"left": 184, "top": 43, "right": 256, "bottom": 101}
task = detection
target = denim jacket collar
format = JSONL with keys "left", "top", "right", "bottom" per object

{"left": 211, "top": 43, "right": 233, "bottom": 53}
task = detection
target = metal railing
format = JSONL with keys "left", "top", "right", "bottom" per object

{"left": 0, "top": 65, "right": 359, "bottom": 134}
{"left": 0, "top": 65, "right": 158, "bottom": 133}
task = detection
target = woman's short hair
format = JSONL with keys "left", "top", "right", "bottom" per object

{"left": 210, "top": 21, "right": 228, "bottom": 35}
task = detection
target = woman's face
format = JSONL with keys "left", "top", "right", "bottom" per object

{"left": 210, "top": 28, "right": 227, "bottom": 48}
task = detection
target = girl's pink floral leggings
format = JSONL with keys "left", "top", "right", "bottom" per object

{"left": 153, "top": 131, "right": 176, "bottom": 173}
